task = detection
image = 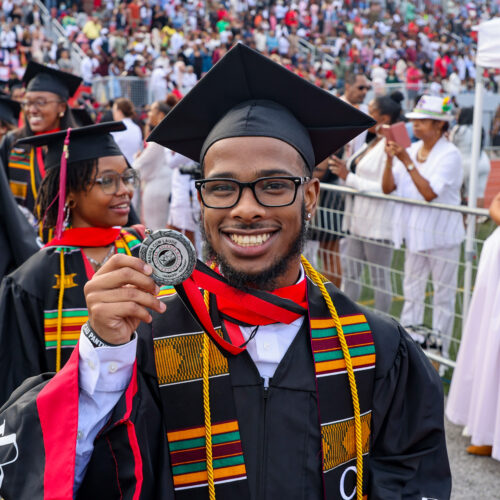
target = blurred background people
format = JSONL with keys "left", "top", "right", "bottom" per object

{"left": 330, "top": 93, "right": 403, "bottom": 314}
{"left": 132, "top": 98, "right": 173, "bottom": 229}
{"left": 450, "top": 107, "right": 491, "bottom": 207}
{"left": 110, "top": 97, "right": 143, "bottom": 165}
{"left": 382, "top": 95, "right": 465, "bottom": 358}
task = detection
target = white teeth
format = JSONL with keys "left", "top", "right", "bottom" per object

{"left": 229, "top": 233, "right": 271, "bottom": 247}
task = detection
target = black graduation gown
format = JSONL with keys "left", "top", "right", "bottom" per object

{"left": 0, "top": 160, "right": 38, "bottom": 279}
{"left": 0, "top": 229, "right": 142, "bottom": 406}
{"left": 0, "top": 291, "right": 451, "bottom": 500}
{"left": 0, "top": 131, "right": 42, "bottom": 215}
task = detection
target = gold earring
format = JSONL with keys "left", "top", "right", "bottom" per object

{"left": 59, "top": 112, "right": 64, "bottom": 118}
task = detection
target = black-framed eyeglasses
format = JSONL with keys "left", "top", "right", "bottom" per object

{"left": 94, "top": 168, "right": 140, "bottom": 195}
{"left": 195, "top": 176, "right": 310, "bottom": 209}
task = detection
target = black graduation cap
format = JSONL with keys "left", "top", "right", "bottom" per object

{"left": 147, "top": 43, "right": 375, "bottom": 170}
{"left": 71, "top": 107, "right": 95, "bottom": 126}
{"left": 0, "top": 96, "right": 21, "bottom": 125}
{"left": 15, "top": 121, "right": 126, "bottom": 170}
{"left": 23, "top": 61, "right": 83, "bottom": 100}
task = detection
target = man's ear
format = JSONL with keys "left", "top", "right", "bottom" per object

{"left": 304, "top": 177, "right": 320, "bottom": 219}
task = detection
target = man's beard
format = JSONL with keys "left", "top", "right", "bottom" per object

{"left": 201, "top": 204, "right": 308, "bottom": 291}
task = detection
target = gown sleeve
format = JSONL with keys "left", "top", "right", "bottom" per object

{"left": 0, "top": 275, "right": 46, "bottom": 407}
{"left": 369, "top": 323, "right": 451, "bottom": 499}
{"left": 0, "top": 132, "right": 13, "bottom": 175}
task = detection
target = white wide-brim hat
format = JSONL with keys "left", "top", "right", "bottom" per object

{"left": 405, "top": 95, "right": 454, "bottom": 122}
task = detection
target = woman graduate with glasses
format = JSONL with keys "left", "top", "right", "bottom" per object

{"left": 0, "top": 122, "right": 142, "bottom": 406}
{"left": 0, "top": 62, "right": 82, "bottom": 220}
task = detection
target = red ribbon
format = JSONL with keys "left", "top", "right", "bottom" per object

{"left": 44, "top": 227, "right": 121, "bottom": 248}
{"left": 177, "top": 263, "right": 307, "bottom": 355}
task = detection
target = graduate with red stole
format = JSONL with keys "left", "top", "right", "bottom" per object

{"left": 0, "top": 122, "right": 143, "bottom": 406}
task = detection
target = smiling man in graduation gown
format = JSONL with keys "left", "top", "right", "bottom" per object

{"left": 0, "top": 44, "right": 451, "bottom": 500}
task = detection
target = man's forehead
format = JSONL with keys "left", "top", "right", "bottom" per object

{"left": 204, "top": 136, "right": 305, "bottom": 177}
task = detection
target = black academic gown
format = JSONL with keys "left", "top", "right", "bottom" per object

{"left": 0, "top": 229, "right": 142, "bottom": 406}
{"left": 0, "top": 288, "right": 451, "bottom": 500}
{"left": 0, "top": 131, "right": 42, "bottom": 215}
{"left": 0, "top": 160, "right": 38, "bottom": 279}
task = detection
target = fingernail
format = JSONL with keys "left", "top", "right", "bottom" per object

{"left": 160, "top": 302, "right": 166, "bottom": 312}
{"left": 144, "top": 264, "right": 152, "bottom": 274}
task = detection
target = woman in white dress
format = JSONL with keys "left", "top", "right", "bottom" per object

{"left": 382, "top": 95, "right": 465, "bottom": 358}
{"left": 446, "top": 192, "right": 500, "bottom": 459}
{"left": 132, "top": 100, "right": 172, "bottom": 229}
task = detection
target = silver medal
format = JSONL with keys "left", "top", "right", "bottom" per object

{"left": 139, "top": 229, "right": 197, "bottom": 285}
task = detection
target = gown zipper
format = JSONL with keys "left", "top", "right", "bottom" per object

{"left": 258, "top": 382, "right": 269, "bottom": 500}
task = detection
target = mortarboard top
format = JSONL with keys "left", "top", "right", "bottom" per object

{"left": 23, "top": 61, "right": 83, "bottom": 100}
{"left": 147, "top": 43, "right": 375, "bottom": 171}
{"left": 0, "top": 96, "right": 21, "bottom": 125}
{"left": 71, "top": 107, "right": 95, "bottom": 126}
{"left": 15, "top": 121, "right": 126, "bottom": 170}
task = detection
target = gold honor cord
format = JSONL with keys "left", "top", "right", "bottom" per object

{"left": 203, "top": 284, "right": 216, "bottom": 500}
{"left": 301, "top": 256, "right": 363, "bottom": 500}
{"left": 29, "top": 147, "right": 37, "bottom": 201}
{"left": 56, "top": 249, "right": 66, "bottom": 372}
{"left": 201, "top": 257, "right": 363, "bottom": 500}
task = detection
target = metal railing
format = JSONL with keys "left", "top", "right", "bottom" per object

{"left": 34, "top": 0, "right": 84, "bottom": 72}
{"left": 91, "top": 76, "right": 151, "bottom": 107}
{"left": 308, "top": 183, "right": 494, "bottom": 370}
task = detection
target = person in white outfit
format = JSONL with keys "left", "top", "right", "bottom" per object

{"left": 166, "top": 151, "right": 200, "bottom": 246}
{"left": 132, "top": 100, "right": 172, "bottom": 229}
{"left": 382, "top": 95, "right": 465, "bottom": 357}
{"left": 446, "top": 192, "right": 500, "bottom": 459}
{"left": 450, "top": 107, "right": 490, "bottom": 207}
{"left": 330, "top": 93, "right": 403, "bottom": 313}
{"left": 111, "top": 97, "right": 143, "bottom": 165}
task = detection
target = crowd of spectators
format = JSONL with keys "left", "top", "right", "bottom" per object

{"left": 24, "top": 0, "right": 496, "bottom": 105}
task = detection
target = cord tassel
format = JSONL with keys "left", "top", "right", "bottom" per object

{"left": 54, "top": 128, "right": 72, "bottom": 239}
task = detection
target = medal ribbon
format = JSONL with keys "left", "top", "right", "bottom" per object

{"left": 176, "top": 261, "right": 307, "bottom": 355}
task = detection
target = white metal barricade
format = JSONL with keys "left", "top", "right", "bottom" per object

{"left": 310, "top": 183, "right": 495, "bottom": 369}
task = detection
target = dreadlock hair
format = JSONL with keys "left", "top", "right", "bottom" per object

{"left": 36, "top": 158, "right": 98, "bottom": 229}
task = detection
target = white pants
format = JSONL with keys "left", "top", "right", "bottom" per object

{"left": 400, "top": 245, "right": 460, "bottom": 356}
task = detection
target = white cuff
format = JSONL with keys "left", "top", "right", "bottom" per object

{"left": 79, "top": 330, "right": 137, "bottom": 396}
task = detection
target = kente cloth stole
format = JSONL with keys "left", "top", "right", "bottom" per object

{"left": 42, "top": 229, "right": 142, "bottom": 363}
{"left": 152, "top": 265, "right": 376, "bottom": 499}
{"left": 8, "top": 146, "right": 38, "bottom": 210}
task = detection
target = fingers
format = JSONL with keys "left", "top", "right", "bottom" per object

{"left": 91, "top": 301, "right": 157, "bottom": 326}
{"left": 90, "top": 287, "right": 166, "bottom": 315}
{"left": 86, "top": 254, "right": 157, "bottom": 296}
